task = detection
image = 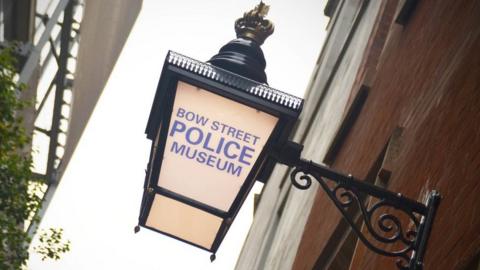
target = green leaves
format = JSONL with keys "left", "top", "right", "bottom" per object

{"left": 34, "top": 228, "right": 71, "bottom": 261}
{"left": 0, "top": 47, "right": 70, "bottom": 269}
{"left": 0, "top": 47, "right": 35, "bottom": 270}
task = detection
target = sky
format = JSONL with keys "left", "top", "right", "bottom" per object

{"left": 27, "top": 0, "right": 328, "bottom": 269}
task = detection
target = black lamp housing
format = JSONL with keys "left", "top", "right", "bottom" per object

{"left": 138, "top": 49, "right": 302, "bottom": 254}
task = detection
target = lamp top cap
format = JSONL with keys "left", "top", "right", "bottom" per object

{"left": 235, "top": 1, "right": 274, "bottom": 45}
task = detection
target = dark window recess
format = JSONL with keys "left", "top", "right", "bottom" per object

{"left": 375, "top": 127, "right": 404, "bottom": 188}
{"left": 253, "top": 190, "right": 264, "bottom": 217}
{"left": 395, "top": 0, "right": 420, "bottom": 26}
{"left": 1, "top": 0, "right": 35, "bottom": 42}
{"left": 324, "top": 0, "right": 341, "bottom": 18}
{"left": 277, "top": 186, "right": 292, "bottom": 218}
{"left": 327, "top": 215, "right": 364, "bottom": 270}
{"left": 324, "top": 85, "right": 369, "bottom": 165}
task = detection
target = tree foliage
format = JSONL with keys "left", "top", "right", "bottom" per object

{"left": 34, "top": 228, "right": 71, "bottom": 261}
{"left": 0, "top": 47, "right": 70, "bottom": 269}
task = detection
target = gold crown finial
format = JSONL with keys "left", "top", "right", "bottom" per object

{"left": 234, "top": 1, "right": 274, "bottom": 45}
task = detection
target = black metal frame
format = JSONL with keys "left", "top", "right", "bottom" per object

{"left": 8, "top": 0, "right": 84, "bottom": 237}
{"left": 273, "top": 141, "right": 440, "bottom": 270}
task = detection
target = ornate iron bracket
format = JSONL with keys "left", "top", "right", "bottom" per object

{"left": 272, "top": 142, "right": 440, "bottom": 270}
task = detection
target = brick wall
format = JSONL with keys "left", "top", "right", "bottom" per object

{"left": 294, "top": 0, "right": 480, "bottom": 269}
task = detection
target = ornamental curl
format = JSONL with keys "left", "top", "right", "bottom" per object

{"left": 333, "top": 185, "right": 355, "bottom": 207}
{"left": 367, "top": 201, "right": 420, "bottom": 246}
{"left": 290, "top": 168, "right": 312, "bottom": 190}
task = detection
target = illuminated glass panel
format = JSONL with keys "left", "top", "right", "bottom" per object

{"left": 146, "top": 194, "right": 222, "bottom": 249}
{"left": 157, "top": 81, "right": 278, "bottom": 211}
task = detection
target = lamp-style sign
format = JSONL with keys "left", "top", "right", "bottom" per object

{"left": 137, "top": 2, "right": 440, "bottom": 269}
{"left": 137, "top": 2, "right": 301, "bottom": 256}
{"left": 138, "top": 49, "right": 301, "bottom": 254}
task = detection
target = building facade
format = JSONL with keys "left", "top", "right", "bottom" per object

{"left": 1, "top": 0, "right": 142, "bottom": 235}
{"left": 236, "top": 0, "right": 480, "bottom": 269}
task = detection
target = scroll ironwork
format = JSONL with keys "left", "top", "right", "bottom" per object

{"left": 274, "top": 142, "right": 440, "bottom": 270}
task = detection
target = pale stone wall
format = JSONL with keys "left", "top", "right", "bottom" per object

{"left": 60, "top": 0, "right": 142, "bottom": 178}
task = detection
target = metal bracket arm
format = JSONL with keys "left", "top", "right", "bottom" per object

{"left": 272, "top": 142, "right": 440, "bottom": 270}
